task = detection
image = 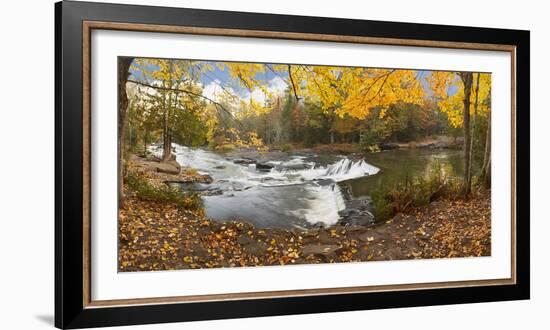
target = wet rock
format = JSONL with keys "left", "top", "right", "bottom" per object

{"left": 166, "top": 181, "right": 221, "bottom": 196}
{"left": 256, "top": 163, "right": 273, "bottom": 171}
{"left": 338, "top": 194, "right": 375, "bottom": 227}
{"left": 259, "top": 177, "right": 285, "bottom": 184}
{"left": 233, "top": 158, "right": 256, "bottom": 165}
{"left": 315, "top": 178, "right": 336, "bottom": 187}
{"left": 281, "top": 163, "right": 314, "bottom": 171}
{"left": 201, "top": 189, "right": 223, "bottom": 196}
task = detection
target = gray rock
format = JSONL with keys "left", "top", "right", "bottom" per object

{"left": 237, "top": 236, "right": 256, "bottom": 245}
{"left": 256, "top": 163, "right": 274, "bottom": 171}
{"left": 315, "top": 178, "right": 336, "bottom": 186}
{"left": 233, "top": 158, "right": 256, "bottom": 165}
{"left": 300, "top": 244, "right": 341, "bottom": 255}
{"left": 156, "top": 161, "right": 180, "bottom": 174}
{"left": 242, "top": 241, "right": 268, "bottom": 255}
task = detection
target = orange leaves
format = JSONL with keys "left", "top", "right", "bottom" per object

{"left": 290, "top": 66, "right": 425, "bottom": 120}
{"left": 118, "top": 179, "right": 490, "bottom": 272}
{"left": 414, "top": 194, "right": 491, "bottom": 258}
{"left": 216, "top": 63, "right": 428, "bottom": 123}
{"left": 337, "top": 69, "right": 425, "bottom": 119}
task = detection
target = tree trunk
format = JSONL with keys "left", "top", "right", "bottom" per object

{"left": 330, "top": 131, "right": 335, "bottom": 144}
{"left": 468, "top": 73, "right": 481, "bottom": 186}
{"left": 162, "top": 129, "right": 172, "bottom": 161}
{"left": 162, "top": 62, "right": 174, "bottom": 161}
{"left": 461, "top": 72, "right": 474, "bottom": 195}
{"left": 162, "top": 93, "right": 171, "bottom": 161}
{"left": 118, "top": 57, "right": 134, "bottom": 203}
{"left": 143, "top": 129, "right": 148, "bottom": 155}
{"left": 480, "top": 110, "right": 491, "bottom": 186}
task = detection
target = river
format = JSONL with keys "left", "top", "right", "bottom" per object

{"left": 161, "top": 145, "right": 464, "bottom": 229}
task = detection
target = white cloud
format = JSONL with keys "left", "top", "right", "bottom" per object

{"left": 246, "top": 88, "right": 267, "bottom": 104}
{"left": 269, "top": 76, "right": 288, "bottom": 96}
{"left": 242, "top": 76, "right": 289, "bottom": 105}
{"left": 201, "top": 76, "right": 289, "bottom": 108}
{"left": 201, "top": 80, "right": 223, "bottom": 101}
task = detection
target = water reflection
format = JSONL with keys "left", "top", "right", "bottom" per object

{"left": 348, "top": 149, "right": 464, "bottom": 197}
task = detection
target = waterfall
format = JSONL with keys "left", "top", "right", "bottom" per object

{"left": 332, "top": 183, "right": 346, "bottom": 212}
{"left": 321, "top": 158, "right": 379, "bottom": 182}
{"left": 292, "top": 183, "right": 347, "bottom": 226}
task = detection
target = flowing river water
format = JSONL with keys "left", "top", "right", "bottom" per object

{"left": 159, "top": 145, "right": 464, "bottom": 229}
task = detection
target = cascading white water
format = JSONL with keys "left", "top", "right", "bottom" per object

{"left": 322, "top": 158, "right": 379, "bottom": 181}
{"left": 291, "top": 183, "right": 347, "bottom": 226}
{"left": 152, "top": 144, "right": 379, "bottom": 227}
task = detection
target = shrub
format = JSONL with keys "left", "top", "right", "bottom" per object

{"left": 279, "top": 143, "right": 294, "bottom": 152}
{"left": 125, "top": 171, "right": 203, "bottom": 211}
{"left": 371, "top": 161, "right": 462, "bottom": 222}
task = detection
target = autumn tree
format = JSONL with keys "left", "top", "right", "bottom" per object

{"left": 429, "top": 71, "right": 491, "bottom": 193}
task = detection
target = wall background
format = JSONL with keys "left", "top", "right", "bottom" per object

{"left": 0, "top": 0, "right": 545, "bottom": 329}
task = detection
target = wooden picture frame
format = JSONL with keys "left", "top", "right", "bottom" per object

{"left": 55, "top": 1, "right": 530, "bottom": 328}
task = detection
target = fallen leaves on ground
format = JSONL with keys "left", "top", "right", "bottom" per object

{"left": 118, "top": 192, "right": 491, "bottom": 272}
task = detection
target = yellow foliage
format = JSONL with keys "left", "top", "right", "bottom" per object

{"left": 338, "top": 69, "right": 425, "bottom": 119}
{"left": 428, "top": 72, "right": 491, "bottom": 128}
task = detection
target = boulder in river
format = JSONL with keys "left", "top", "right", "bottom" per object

{"left": 255, "top": 163, "right": 274, "bottom": 172}
{"left": 233, "top": 158, "right": 257, "bottom": 165}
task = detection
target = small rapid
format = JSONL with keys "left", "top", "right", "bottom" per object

{"left": 152, "top": 144, "right": 379, "bottom": 228}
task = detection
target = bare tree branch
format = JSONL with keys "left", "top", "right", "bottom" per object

{"left": 287, "top": 65, "right": 301, "bottom": 101}
{"left": 362, "top": 69, "right": 395, "bottom": 99}
{"left": 127, "top": 79, "right": 238, "bottom": 122}
{"left": 265, "top": 64, "right": 287, "bottom": 82}
{"left": 369, "top": 71, "right": 393, "bottom": 102}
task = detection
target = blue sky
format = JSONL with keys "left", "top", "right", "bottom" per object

{"left": 197, "top": 61, "right": 287, "bottom": 95}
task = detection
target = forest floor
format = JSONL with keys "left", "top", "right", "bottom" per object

{"left": 119, "top": 157, "right": 491, "bottom": 271}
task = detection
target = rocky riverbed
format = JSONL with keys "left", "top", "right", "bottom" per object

{"left": 147, "top": 145, "right": 381, "bottom": 229}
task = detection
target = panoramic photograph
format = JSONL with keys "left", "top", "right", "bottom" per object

{"left": 117, "top": 57, "right": 492, "bottom": 272}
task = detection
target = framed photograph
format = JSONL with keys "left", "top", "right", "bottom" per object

{"left": 55, "top": 1, "right": 530, "bottom": 328}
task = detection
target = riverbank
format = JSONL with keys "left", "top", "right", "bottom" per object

{"left": 266, "top": 135, "right": 462, "bottom": 155}
{"left": 125, "top": 154, "right": 213, "bottom": 190}
{"left": 118, "top": 189, "right": 490, "bottom": 271}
